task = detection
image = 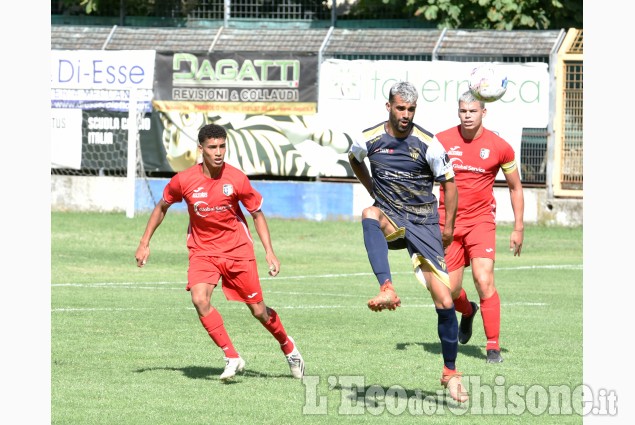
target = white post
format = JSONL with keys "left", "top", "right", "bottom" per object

{"left": 126, "top": 87, "right": 138, "bottom": 218}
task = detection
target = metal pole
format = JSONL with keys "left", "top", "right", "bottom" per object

{"left": 224, "top": 0, "right": 230, "bottom": 27}
{"left": 126, "top": 88, "right": 138, "bottom": 218}
{"left": 331, "top": 0, "right": 336, "bottom": 27}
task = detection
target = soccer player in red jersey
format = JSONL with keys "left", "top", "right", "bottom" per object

{"left": 436, "top": 90, "right": 525, "bottom": 364}
{"left": 135, "top": 124, "right": 304, "bottom": 381}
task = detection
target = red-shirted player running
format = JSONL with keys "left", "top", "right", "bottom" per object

{"left": 135, "top": 124, "right": 304, "bottom": 381}
{"left": 437, "top": 90, "right": 524, "bottom": 364}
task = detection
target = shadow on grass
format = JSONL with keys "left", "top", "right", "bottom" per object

{"left": 329, "top": 382, "right": 465, "bottom": 411}
{"left": 133, "top": 365, "right": 291, "bottom": 382}
{"left": 396, "top": 341, "right": 507, "bottom": 361}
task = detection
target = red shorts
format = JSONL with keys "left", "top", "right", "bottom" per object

{"left": 186, "top": 255, "right": 264, "bottom": 304}
{"left": 444, "top": 221, "right": 496, "bottom": 272}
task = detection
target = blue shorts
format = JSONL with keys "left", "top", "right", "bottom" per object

{"left": 383, "top": 211, "right": 450, "bottom": 289}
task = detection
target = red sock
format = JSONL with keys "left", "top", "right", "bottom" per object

{"left": 480, "top": 291, "right": 501, "bottom": 351}
{"left": 453, "top": 288, "right": 473, "bottom": 316}
{"left": 200, "top": 309, "right": 239, "bottom": 358}
{"left": 262, "top": 308, "right": 293, "bottom": 355}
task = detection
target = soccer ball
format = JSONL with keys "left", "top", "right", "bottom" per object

{"left": 468, "top": 64, "right": 508, "bottom": 102}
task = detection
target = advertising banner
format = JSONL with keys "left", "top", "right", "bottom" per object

{"left": 50, "top": 50, "right": 156, "bottom": 112}
{"left": 51, "top": 108, "right": 83, "bottom": 170}
{"left": 153, "top": 52, "right": 318, "bottom": 115}
{"left": 317, "top": 59, "right": 550, "bottom": 179}
{"left": 78, "top": 110, "right": 157, "bottom": 172}
{"left": 50, "top": 53, "right": 549, "bottom": 179}
{"left": 50, "top": 50, "right": 157, "bottom": 170}
{"left": 151, "top": 52, "right": 350, "bottom": 177}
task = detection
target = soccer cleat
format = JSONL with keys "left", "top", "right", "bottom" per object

{"left": 458, "top": 301, "right": 479, "bottom": 344}
{"left": 367, "top": 280, "right": 401, "bottom": 312}
{"left": 440, "top": 370, "right": 469, "bottom": 403}
{"left": 220, "top": 356, "right": 246, "bottom": 381}
{"left": 285, "top": 336, "right": 305, "bottom": 379}
{"left": 486, "top": 349, "right": 504, "bottom": 363}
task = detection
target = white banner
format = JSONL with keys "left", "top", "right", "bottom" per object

{"left": 51, "top": 108, "right": 83, "bottom": 169}
{"left": 318, "top": 60, "right": 550, "bottom": 177}
{"left": 50, "top": 50, "right": 156, "bottom": 111}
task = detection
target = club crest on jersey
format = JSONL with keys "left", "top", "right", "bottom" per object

{"left": 480, "top": 148, "right": 490, "bottom": 159}
{"left": 223, "top": 184, "right": 233, "bottom": 196}
{"left": 409, "top": 147, "right": 420, "bottom": 161}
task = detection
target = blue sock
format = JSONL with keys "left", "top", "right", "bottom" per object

{"left": 362, "top": 218, "right": 391, "bottom": 285}
{"left": 436, "top": 306, "right": 458, "bottom": 370}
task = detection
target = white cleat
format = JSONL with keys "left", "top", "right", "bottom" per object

{"left": 220, "top": 356, "right": 245, "bottom": 381}
{"left": 285, "top": 336, "right": 305, "bottom": 379}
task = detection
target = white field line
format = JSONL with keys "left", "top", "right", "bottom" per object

{"left": 51, "top": 264, "right": 579, "bottom": 312}
{"left": 52, "top": 264, "right": 582, "bottom": 288}
{"left": 53, "top": 302, "right": 548, "bottom": 313}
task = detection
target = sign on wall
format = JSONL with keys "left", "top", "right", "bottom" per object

{"left": 50, "top": 52, "right": 549, "bottom": 179}
{"left": 151, "top": 52, "right": 351, "bottom": 176}
{"left": 317, "top": 59, "right": 551, "bottom": 179}
{"left": 50, "top": 50, "right": 156, "bottom": 111}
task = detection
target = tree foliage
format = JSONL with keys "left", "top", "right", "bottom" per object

{"left": 56, "top": 0, "right": 583, "bottom": 29}
{"left": 349, "top": 0, "right": 583, "bottom": 30}
{"left": 411, "top": 0, "right": 582, "bottom": 30}
{"left": 348, "top": 0, "right": 581, "bottom": 29}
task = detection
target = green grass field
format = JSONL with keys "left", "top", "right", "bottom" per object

{"left": 51, "top": 211, "right": 583, "bottom": 424}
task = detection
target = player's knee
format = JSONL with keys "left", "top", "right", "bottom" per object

{"left": 249, "top": 304, "right": 268, "bottom": 322}
{"left": 361, "top": 206, "right": 381, "bottom": 220}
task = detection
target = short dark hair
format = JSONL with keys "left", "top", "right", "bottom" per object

{"left": 198, "top": 124, "right": 227, "bottom": 145}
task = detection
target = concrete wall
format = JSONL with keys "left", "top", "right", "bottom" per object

{"left": 51, "top": 175, "right": 582, "bottom": 226}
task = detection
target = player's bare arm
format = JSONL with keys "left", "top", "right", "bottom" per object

{"left": 348, "top": 152, "right": 374, "bottom": 197}
{"left": 252, "top": 209, "right": 281, "bottom": 276}
{"left": 440, "top": 178, "right": 458, "bottom": 248}
{"left": 505, "top": 169, "right": 524, "bottom": 256}
{"left": 135, "top": 199, "right": 171, "bottom": 267}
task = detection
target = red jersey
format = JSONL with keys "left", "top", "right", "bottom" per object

{"left": 163, "top": 163, "right": 264, "bottom": 260}
{"left": 436, "top": 125, "right": 517, "bottom": 226}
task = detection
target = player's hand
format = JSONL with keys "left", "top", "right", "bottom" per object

{"left": 135, "top": 245, "right": 149, "bottom": 268}
{"left": 510, "top": 229, "right": 523, "bottom": 256}
{"left": 266, "top": 255, "right": 281, "bottom": 277}
{"left": 441, "top": 230, "right": 454, "bottom": 249}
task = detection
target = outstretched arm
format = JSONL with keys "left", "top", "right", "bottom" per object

{"left": 135, "top": 199, "right": 171, "bottom": 267}
{"left": 505, "top": 169, "right": 524, "bottom": 256}
{"left": 251, "top": 209, "right": 280, "bottom": 277}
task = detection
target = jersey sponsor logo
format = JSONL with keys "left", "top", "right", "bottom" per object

{"left": 193, "top": 201, "right": 230, "bottom": 217}
{"left": 193, "top": 186, "right": 204, "bottom": 192}
{"left": 192, "top": 191, "right": 208, "bottom": 198}
{"left": 480, "top": 148, "right": 490, "bottom": 159}
{"left": 223, "top": 184, "right": 234, "bottom": 196}
{"left": 194, "top": 201, "right": 211, "bottom": 217}
{"left": 372, "top": 147, "right": 394, "bottom": 154}
{"left": 447, "top": 146, "right": 463, "bottom": 156}
{"left": 449, "top": 158, "right": 486, "bottom": 173}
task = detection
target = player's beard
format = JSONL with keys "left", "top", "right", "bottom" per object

{"left": 390, "top": 114, "right": 412, "bottom": 136}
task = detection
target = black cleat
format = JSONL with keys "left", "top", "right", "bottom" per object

{"left": 458, "top": 301, "right": 479, "bottom": 344}
{"left": 486, "top": 349, "right": 504, "bottom": 363}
